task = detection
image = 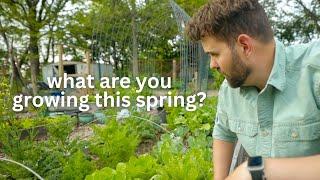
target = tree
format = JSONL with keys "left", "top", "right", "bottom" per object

{"left": 282, "top": 0, "right": 320, "bottom": 43}
{"left": 175, "top": 0, "right": 208, "bottom": 15}
{"left": 0, "top": 0, "right": 70, "bottom": 95}
{"left": 260, "top": 0, "right": 320, "bottom": 44}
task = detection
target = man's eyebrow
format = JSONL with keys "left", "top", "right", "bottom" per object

{"left": 206, "top": 50, "right": 219, "bottom": 54}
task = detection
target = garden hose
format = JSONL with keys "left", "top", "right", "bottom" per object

{"left": 0, "top": 157, "right": 44, "bottom": 180}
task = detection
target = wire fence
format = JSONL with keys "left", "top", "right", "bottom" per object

{"left": 90, "top": 0, "right": 210, "bottom": 93}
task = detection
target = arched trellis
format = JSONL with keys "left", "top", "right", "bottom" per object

{"left": 90, "top": 0, "right": 210, "bottom": 93}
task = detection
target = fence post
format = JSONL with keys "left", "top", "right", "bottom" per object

{"left": 58, "top": 44, "right": 64, "bottom": 90}
{"left": 86, "top": 51, "right": 91, "bottom": 75}
{"left": 172, "top": 59, "right": 177, "bottom": 81}
{"left": 86, "top": 51, "right": 91, "bottom": 94}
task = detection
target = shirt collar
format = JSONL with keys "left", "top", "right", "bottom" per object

{"left": 266, "top": 39, "right": 287, "bottom": 91}
{"left": 239, "top": 39, "right": 287, "bottom": 97}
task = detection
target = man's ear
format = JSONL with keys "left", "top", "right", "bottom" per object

{"left": 236, "top": 34, "right": 253, "bottom": 57}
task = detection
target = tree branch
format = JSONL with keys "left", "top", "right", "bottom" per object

{"left": 0, "top": 19, "right": 10, "bottom": 67}
{"left": 10, "top": 0, "right": 28, "bottom": 17}
{"left": 295, "top": 0, "right": 320, "bottom": 33}
{"left": 37, "top": 0, "right": 47, "bottom": 22}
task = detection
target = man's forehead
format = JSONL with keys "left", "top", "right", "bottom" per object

{"left": 201, "top": 35, "right": 220, "bottom": 43}
{"left": 201, "top": 36, "right": 226, "bottom": 52}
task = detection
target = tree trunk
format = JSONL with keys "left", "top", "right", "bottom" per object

{"left": 44, "top": 35, "right": 52, "bottom": 64}
{"left": 112, "top": 41, "right": 118, "bottom": 71}
{"left": 29, "top": 30, "right": 40, "bottom": 95}
{"left": 0, "top": 19, "right": 25, "bottom": 92}
{"left": 9, "top": 47, "right": 25, "bottom": 93}
{"left": 0, "top": 20, "right": 8, "bottom": 76}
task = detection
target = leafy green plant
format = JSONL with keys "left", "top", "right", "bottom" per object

{"left": 152, "top": 133, "right": 213, "bottom": 180}
{"left": 89, "top": 120, "right": 140, "bottom": 168}
{"left": 123, "top": 155, "right": 159, "bottom": 178}
{"left": 158, "top": 148, "right": 212, "bottom": 179}
{"left": 16, "top": 117, "right": 46, "bottom": 129}
{"left": 0, "top": 115, "right": 81, "bottom": 179}
{"left": 46, "top": 115, "right": 76, "bottom": 142}
{"left": 0, "top": 123, "right": 65, "bottom": 179}
{"left": 85, "top": 166, "right": 120, "bottom": 180}
{"left": 165, "top": 97, "right": 217, "bottom": 134}
{"left": 0, "top": 124, "right": 36, "bottom": 178}
{"left": 20, "top": 118, "right": 37, "bottom": 129}
{"left": 0, "top": 77, "right": 15, "bottom": 122}
{"left": 62, "top": 150, "right": 95, "bottom": 180}
{"left": 125, "top": 110, "right": 163, "bottom": 140}
{"left": 86, "top": 154, "right": 159, "bottom": 180}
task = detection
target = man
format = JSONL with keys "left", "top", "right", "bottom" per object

{"left": 186, "top": 0, "right": 320, "bottom": 180}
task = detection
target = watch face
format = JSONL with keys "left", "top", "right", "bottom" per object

{"left": 248, "top": 156, "right": 262, "bottom": 166}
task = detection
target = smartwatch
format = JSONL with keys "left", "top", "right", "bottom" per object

{"left": 247, "top": 156, "right": 266, "bottom": 180}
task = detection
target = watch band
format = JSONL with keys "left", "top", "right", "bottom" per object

{"left": 250, "top": 170, "right": 266, "bottom": 180}
{"left": 247, "top": 156, "right": 266, "bottom": 180}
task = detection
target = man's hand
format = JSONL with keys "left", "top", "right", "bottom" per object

{"left": 225, "top": 161, "right": 252, "bottom": 180}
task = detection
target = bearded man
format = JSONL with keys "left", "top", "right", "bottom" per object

{"left": 186, "top": 0, "right": 320, "bottom": 180}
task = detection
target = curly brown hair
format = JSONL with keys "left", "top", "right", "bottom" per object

{"left": 185, "top": 0, "right": 274, "bottom": 46}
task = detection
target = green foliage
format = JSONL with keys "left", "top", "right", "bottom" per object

{"left": 151, "top": 133, "right": 212, "bottom": 180}
{"left": 0, "top": 123, "right": 65, "bottom": 179}
{"left": 89, "top": 120, "right": 140, "bottom": 168}
{"left": 0, "top": 77, "right": 14, "bottom": 121}
{"left": 85, "top": 166, "right": 120, "bottom": 180}
{"left": 0, "top": 124, "right": 33, "bottom": 178}
{"left": 86, "top": 154, "right": 159, "bottom": 180}
{"left": 0, "top": 115, "right": 80, "bottom": 179}
{"left": 46, "top": 115, "right": 77, "bottom": 142}
{"left": 125, "top": 109, "right": 163, "bottom": 140}
{"left": 176, "top": 0, "right": 208, "bottom": 16}
{"left": 87, "top": 132, "right": 213, "bottom": 180}
{"left": 158, "top": 148, "right": 212, "bottom": 179}
{"left": 211, "top": 69, "right": 225, "bottom": 90}
{"left": 62, "top": 150, "right": 95, "bottom": 180}
{"left": 0, "top": 97, "right": 215, "bottom": 179}
{"left": 259, "top": 0, "right": 320, "bottom": 44}
{"left": 0, "top": 62, "right": 216, "bottom": 180}
{"left": 166, "top": 97, "right": 217, "bottom": 134}
{"left": 123, "top": 155, "right": 159, "bottom": 179}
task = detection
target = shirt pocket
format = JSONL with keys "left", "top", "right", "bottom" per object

{"left": 274, "top": 121, "right": 320, "bottom": 157}
{"left": 229, "top": 120, "right": 258, "bottom": 156}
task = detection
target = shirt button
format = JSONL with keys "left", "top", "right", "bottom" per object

{"left": 291, "top": 132, "right": 299, "bottom": 138}
{"left": 262, "top": 131, "right": 269, "bottom": 137}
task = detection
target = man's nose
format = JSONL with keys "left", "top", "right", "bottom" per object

{"left": 210, "top": 58, "right": 219, "bottom": 69}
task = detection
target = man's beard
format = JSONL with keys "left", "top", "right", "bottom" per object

{"left": 225, "top": 48, "right": 250, "bottom": 88}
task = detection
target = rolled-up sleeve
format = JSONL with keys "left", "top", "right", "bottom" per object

{"left": 212, "top": 82, "right": 237, "bottom": 142}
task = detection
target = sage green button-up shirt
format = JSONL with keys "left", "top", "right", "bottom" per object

{"left": 213, "top": 39, "right": 320, "bottom": 158}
